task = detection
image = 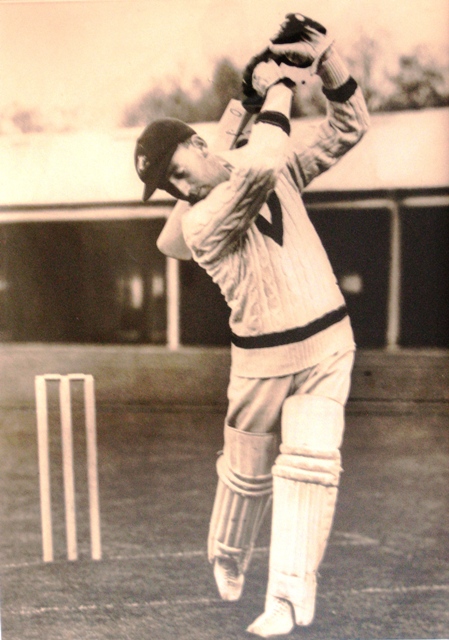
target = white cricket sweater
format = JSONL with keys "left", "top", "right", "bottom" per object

{"left": 182, "top": 55, "right": 370, "bottom": 378}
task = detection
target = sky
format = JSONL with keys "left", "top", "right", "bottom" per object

{"left": 1, "top": 0, "right": 448, "bottom": 130}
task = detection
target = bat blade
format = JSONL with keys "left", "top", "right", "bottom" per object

{"left": 211, "top": 99, "right": 255, "bottom": 150}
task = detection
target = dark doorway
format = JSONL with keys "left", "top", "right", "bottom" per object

{"left": 3, "top": 219, "right": 166, "bottom": 343}
{"left": 180, "top": 260, "right": 230, "bottom": 346}
{"left": 400, "top": 206, "right": 449, "bottom": 347}
{"left": 309, "top": 206, "right": 391, "bottom": 348}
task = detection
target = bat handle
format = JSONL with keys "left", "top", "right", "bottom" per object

{"left": 230, "top": 108, "right": 254, "bottom": 149}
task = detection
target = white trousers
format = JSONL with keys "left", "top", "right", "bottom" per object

{"left": 226, "top": 349, "right": 355, "bottom": 434}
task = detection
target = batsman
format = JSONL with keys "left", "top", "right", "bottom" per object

{"left": 134, "top": 13, "right": 369, "bottom": 638}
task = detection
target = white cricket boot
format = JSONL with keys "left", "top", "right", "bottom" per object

{"left": 247, "top": 595, "right": 295, "bottom": 637}
{"left": 213, "top": 556, "right": 245, "bottom": 601}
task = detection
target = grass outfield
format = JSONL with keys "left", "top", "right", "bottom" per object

{"left": 1, "top": 406, "right": 448, "bottom": 639}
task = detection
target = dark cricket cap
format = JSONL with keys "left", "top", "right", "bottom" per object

{"left": 134, "top": 118, "right": 196, "bottom": 201}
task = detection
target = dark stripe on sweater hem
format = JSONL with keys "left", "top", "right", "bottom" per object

{"left": 231, "top": 305, "right": 348, "bottom": 349}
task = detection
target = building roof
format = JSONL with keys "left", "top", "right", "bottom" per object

{"left": 1, "top": 107, "right": 448, "bottom": 208}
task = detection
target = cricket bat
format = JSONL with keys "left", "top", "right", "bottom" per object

{"left": 212, "top": 98, "right": 255, "bottom": 150}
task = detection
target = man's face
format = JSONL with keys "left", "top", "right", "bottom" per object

{"left": 163, "top": 135, "right": 230, "bottom": 205}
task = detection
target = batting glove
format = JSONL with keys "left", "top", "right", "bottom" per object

{"left": 268, "top": 13, "right": 334, "bottom": 73}
{"left": 242, "top": 52, "right": 295, "bottom": 113}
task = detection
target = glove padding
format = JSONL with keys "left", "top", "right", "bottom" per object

{"left": 269, "top": 13, "right": 333, "bottom": 70}
{"left": 241, "top": 13, "right": 332, "bottom": 113}
{"left": 242, "top": 51, "right": 295, "bottom": 114}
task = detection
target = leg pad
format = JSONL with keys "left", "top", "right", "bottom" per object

{"left": 208, "top": 426, "right": 278, "bottom": 573}
{"left": 266, "top": 394, "right": 345, "bottom": 626}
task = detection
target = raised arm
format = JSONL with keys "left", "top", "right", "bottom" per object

{"left": 267, "top": 13, "right": 370, "bottom": 189}
{"left": 287, "top": 47, "right": 370, "bottom": 189}
{"left": 183, "top": 63, "right": 296, "bottom": 262}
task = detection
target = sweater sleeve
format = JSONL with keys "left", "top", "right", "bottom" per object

{"left": 182, "top": 163, "right": 273, "bottom": 264}
{"left": 183, "top": 82, "right": 294, "bottom": 263}
{"left": 288, "top": 48, "right": 370, "bottom": 190}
